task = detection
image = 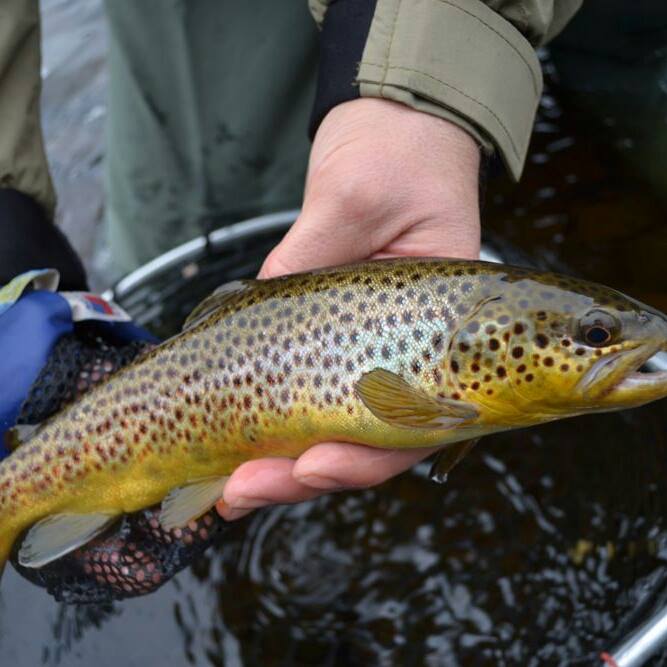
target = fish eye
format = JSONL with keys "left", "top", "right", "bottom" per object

{"left": 577, "top": 310, "right": 619, "bottom": 348}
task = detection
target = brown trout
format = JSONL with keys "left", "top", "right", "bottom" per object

{"left": 1, "top": 258, "right": 666, "bottom": 575}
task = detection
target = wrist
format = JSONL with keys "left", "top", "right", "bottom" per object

{"left": 312, "top": 98, "right": 480, "bottom": 181}
{"left": 308, "top": 99, "right": 481, "bottom": 241}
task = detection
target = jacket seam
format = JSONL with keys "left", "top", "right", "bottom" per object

{"left": 367, "top": 0, "right": 539, "bottom": 96}
{"left": 380, "top": 0, "right": 403, "bottom": 94}
{"left": 361, "top": 65, "right": 522, "bottom": 160}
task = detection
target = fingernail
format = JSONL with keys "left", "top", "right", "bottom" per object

{"left": 223, "top": 508, "right": 254, "bottom": 521}
{"left": 216, "top": 499, "right": 256, "bottom": 522}
{"left": 296, "top": 474, "right": 346, "bottom": 490}
{"left": 229, "top": 496, "right": 272, "bottom": 510}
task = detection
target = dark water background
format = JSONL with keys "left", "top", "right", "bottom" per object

{"left": 2, "top": 2, "right": 667, "bottom": 665}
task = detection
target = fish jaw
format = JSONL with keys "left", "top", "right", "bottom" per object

{"left": 595, "top": 345, "right": 667, "bottom": 409}
{"left": 576, "top": 340, "right": 667, "bottom": 410}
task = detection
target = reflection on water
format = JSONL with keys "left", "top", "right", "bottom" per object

{"left": 486, "top": 67, "right": 667, "bottom": 314}
{"left": 2, "top": 35, "right": 667, "bottom": 667}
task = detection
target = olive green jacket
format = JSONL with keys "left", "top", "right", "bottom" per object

{"left": 1, "top": 0, "right": 580, "bottom": 219}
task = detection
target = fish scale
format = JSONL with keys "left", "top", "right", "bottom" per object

{"left": 1, "top": 258, "right": 666, "bottom": 577}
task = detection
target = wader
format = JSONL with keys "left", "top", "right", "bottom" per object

{"left": 103, "top": 0, "right": 318, "bottom": 275}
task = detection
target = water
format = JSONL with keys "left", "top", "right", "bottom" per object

{"left": 3, "top": 6, "right": 667, "bottom": 665}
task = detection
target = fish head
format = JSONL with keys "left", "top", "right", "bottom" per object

{"left": 443, "top": 272, "right": 667, "bottom": 426}
{"left": 561, "top": 297, "right": 667, "bottom": 411}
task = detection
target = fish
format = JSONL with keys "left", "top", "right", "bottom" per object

{"left": 1, "top": 258, "right": 666, "bottom": 578}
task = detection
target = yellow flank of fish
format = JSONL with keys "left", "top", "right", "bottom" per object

{"left": 1, "top": 258, "right": 666, "bottom": 574}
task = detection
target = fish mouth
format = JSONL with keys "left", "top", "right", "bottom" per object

{"left": 582, "top": 345, "right": 667, "bottom": 408}
{"left": 614, "top": 350, "right": 667, "bottom": 392}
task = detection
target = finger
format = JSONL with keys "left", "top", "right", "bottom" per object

{"left": 258, "top": 208, "right": 377, "bottom": 279}
{"left": 293, "top": 442, "right": 438, "bottom": 490}
{"left": 217, "top": 457, "right": 325, "bottom": 521}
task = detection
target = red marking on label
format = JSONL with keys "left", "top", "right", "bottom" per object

{"left": 600, "top": 653, "right": 619, "bottom": 667}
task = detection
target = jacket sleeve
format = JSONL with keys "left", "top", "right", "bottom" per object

{"left": 308, "top": 0, "right": 582, "bottom": 180}
{"left": 0, "top": 1, "right": 86, "bottom": 289}
{"left": 0, "top": 0, "right": 56, "bottom": 216}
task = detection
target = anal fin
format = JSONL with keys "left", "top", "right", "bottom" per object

{"left": 159, "top": 477, "right": 229, "bottom": 531}
{"left": 18, "top": 513, "right": 119, "bottom": 568}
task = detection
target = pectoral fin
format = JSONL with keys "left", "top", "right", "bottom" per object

{"left": 18, "top": 513, "right": 118, "bottom": 568}
{"left": 159, "top": 477, "right": 229, "bottom": 531}
{"left": 429, "top": 439, "right": 480, "bottom": 483}
{"left": 355, "top": 368, "right": 478, "bottom": 429}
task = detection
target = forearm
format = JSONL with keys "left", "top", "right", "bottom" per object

{"left": 309, "top": 0, "right": 582, "bottom": 180}
{"left": 0, "top": 0, "right": 56, "bottom": 216}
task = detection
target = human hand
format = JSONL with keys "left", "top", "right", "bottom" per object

{"left": 218, "top": 98, "right": 481, "bottom": 520}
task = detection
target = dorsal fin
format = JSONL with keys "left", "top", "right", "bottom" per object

{"left": 182, "top": 279, "right": 256, "bottom": 331}
{"left": 4, "top": 423, "right": 42, "bottom": 453}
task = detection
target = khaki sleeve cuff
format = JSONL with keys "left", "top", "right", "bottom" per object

{"left": 357, "top": 0, "right": 543, "bottom": 180}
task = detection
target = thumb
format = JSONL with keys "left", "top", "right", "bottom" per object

{"left": 258, "top": 203, "right": 378, "bottom": 279}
